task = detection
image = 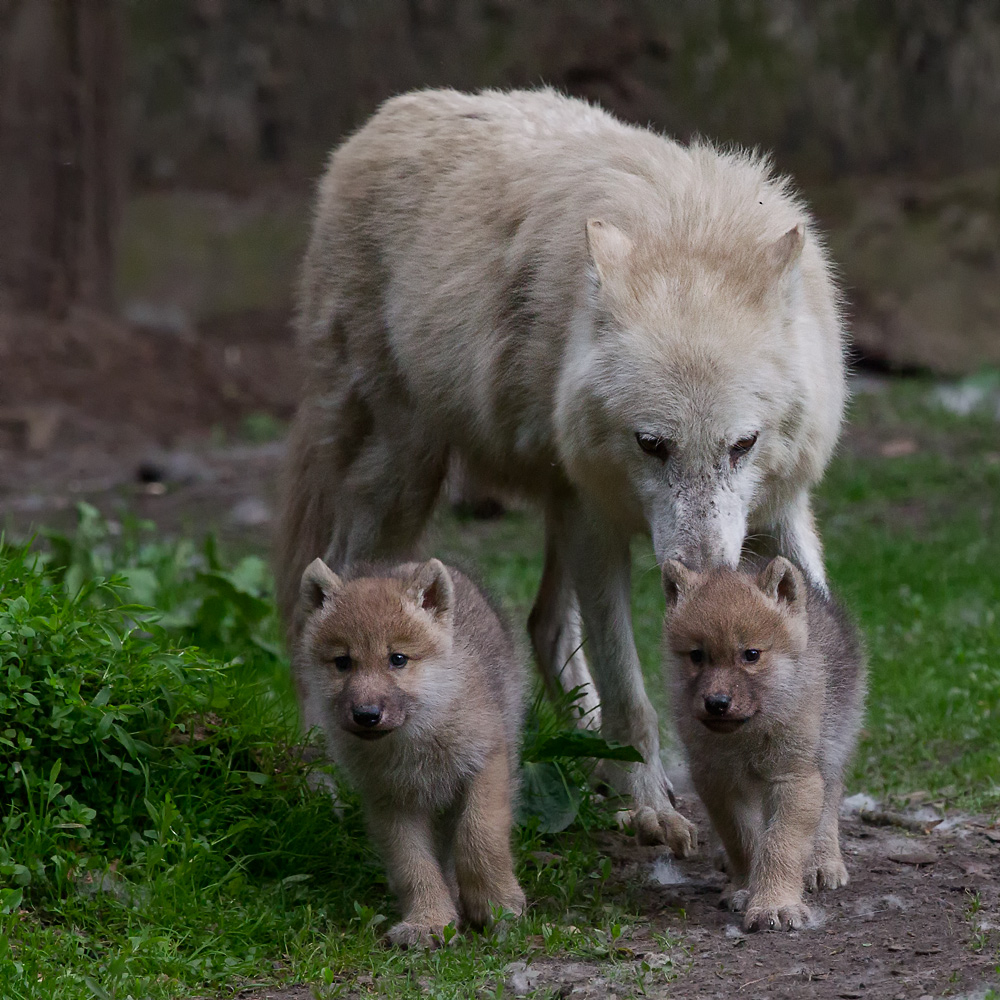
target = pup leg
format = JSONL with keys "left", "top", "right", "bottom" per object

{"left": 560, "top": 499, "right": 697, "bottom": 858}
{"left": 697, "top": 788, "right": 756, "bottom": 912}
{"left": 806, "top": 777, "right": 848, "bottom": 891}
{"left": 434, "top": 806, "right": 462, "bottom": 907}
{"left": 367, "top": 806, "right": 459, "bottom": 948}
{"left": 454, "top": 751, "right": 525, "bottom": 929}
{"left": 744, "top": 772, "right": 824, "bottom": 932}
{"left": 776, "top": 491, "right": 827, "bottom": 592}
{"left": 529, "top": 507, "right": 601, "bottom": 729}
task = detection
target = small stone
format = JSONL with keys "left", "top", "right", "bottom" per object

{"left": 887, "top": 852, "right": 936, "bottom": 867}
{"left": 504, "top": 961, "right": 539, "bottom": 997}
{"left": 229, "top": 497, "right": 271, "bottom": 526}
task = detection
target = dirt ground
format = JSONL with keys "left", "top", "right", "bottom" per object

{"left": 229, "top": 795, "right": 1000, "bottom": 1000}
{"left": 0, "top": 306, "right": 295, "bottom": 545}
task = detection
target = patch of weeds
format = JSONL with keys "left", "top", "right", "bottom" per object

{"left": 239, "top": 411, "right": 287, "bottom": 444}
{"left": 1, "top": 512, "right": 649, "bottom": 999}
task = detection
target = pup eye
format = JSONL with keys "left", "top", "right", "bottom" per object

{"left": 729, "top": 433, "right": 758, "bottom": 466}
{"left": 389, "top": 652, "right": 409, "bottom": 668}
{"left": 332, "top": 655, "right": 351, "bottom": 672}
{"left": 636, "top": 432, "right": 671, "bottom": 461}
{"left": 742, "top": 649, "right": 761, "bottom": 663}
{"left": 689, "top": 649, "right": 705, "bottom": 665}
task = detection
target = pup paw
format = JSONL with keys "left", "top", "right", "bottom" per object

{"left": 805, "top": 856, "right": 849, "bottom": 892}
{"left": 385, "top": 921, "right": 451, "bottom": 949}
{"left": 631, "top": 805, "right": 698, "bottom": 858}
{"left": 720, "top": 885, "right": 750, "bottom": 912}
{"left": 743, "top": 900, "right": 811, "bottom": 932}
{"left": 461, "top": 884, "right": 526, "bottom": 929}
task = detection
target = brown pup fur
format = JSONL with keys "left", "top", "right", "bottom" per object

{"left": 662, "top": 557, "right": 866, "bottom": 932}
{"left": 295, "top": 557, "right": 526, "bottom": 947}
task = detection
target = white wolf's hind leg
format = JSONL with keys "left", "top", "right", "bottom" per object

{"left": 322, "top": 422, "right": 447, "bottom": 572}
{"left": 559, "top": 500, "right": 697, "bottom": 858}
{"left": 529, "top": 509, "right": 601, "bottom": 729}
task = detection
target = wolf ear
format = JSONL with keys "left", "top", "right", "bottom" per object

{"left": 765, "top": 223, "right": 804, "bottom": 276}
{"left": 586, "top": 218, "right": 635, "bottom": 287}
{"left": 757, "top": 556, "right": 804, "bottom": 610}
{"left": 662, "top": 559, "right": 699, "bottom": 609}
{"left": 299, "top": 558, "right": 343, "bottom": 615}
{"left": 404, "top": 559, "right": 455, "bottom": 623}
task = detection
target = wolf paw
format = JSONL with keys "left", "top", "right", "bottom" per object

{"left": 461, "top": 884, "right": 526, "bottom": 929}
{"left": 743, "top": 900, "right": 811, "bottom": 932}
{"left": 720, "top": 885, "right": 750, "bottom": 912}
{"left": 385, "top": 921, "right": 451, "bottom": 949}
{"left": 805, "top": 856, "right": 848, "bottom": 892}
{"left": 631, "top": 805, "right": 698, "bottom": 858}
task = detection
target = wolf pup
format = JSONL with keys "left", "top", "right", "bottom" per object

{"left": 662, "top": 557, "right": 866, "bottom": 932}
{"left": 294, "top": 556, "right": 526, "bottom": 947}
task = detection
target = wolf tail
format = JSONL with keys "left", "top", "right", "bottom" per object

{"left": 274, "top": 401, "right": 337, "bottom": 636}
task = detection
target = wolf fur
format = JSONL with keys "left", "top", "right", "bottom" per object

{"left": 295, "top": 557, "right": 526, "bottom": 947}
{"left": 276, "top": 87, "right": 847, "bottom": 856}
{"left": 662, "top": 557, "right": 866, "bottom": 931}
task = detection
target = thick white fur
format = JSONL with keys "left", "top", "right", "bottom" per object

{"left": 278, "top": 88, "right": 847, "bottom": 856}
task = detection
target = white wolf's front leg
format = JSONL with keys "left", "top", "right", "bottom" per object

{"left": 560, "top": 501, "right": 697, "bottom": 858}
{"left": 529, "top": 508, "right": 602, "bottom": 729}
{"left": 777, "top": 491, "right": 827, "bottom": 592}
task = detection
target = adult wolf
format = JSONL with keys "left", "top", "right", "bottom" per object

{"left": 276, "top": 88, "right": 847, "bottom": 855}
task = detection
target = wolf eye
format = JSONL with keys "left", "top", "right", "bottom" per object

{"left": 689, "top": 649, "right": 705, "bottom": 665}
{"left": 742, "top": 649, "right": 761, "bottom": 663}
{"left": 729, "top": 433, "right": 758, "bottom": 466}
{"left": 389, "top": 652, "right": 409, "bottom": 668}
{"left": 636, "top": 432, "right": 671, "bottom": 461}
{"left": 332, "top": 655, "right": 351, "bottom": 672}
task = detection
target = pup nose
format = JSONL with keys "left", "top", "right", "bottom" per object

{"left": 704, "top": 694, "right": 731, "bottom": 716}
{"left": 352, "top": 705, "right": 383, "bottom": 728}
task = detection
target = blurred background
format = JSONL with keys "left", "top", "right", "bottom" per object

{"left": 2, "top": 0, "right": 1000, "bottom": 538}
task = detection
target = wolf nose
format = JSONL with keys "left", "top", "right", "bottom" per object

{"left": 704, "top": 694, "right": 731, "bottom": 716}
{"left": 352, "top": 705, "right": 383, "bottom": 727}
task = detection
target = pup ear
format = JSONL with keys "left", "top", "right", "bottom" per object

{"left": 757, "top": 556, "right": 804, "bottom": 609}
{"left": 404, "top": 559, "right": 454, "bottom": 622}
{"left": 662, "top": 559, "right": 699, "bottom": 608}
{"left": 299, "top": 557, "right": 343, "bottom": 615}
{"left": 586, "top": 218, "right": 635, "bottom": 287}
{"left": 765, "top": 223, "right": 804, "bottom": 276}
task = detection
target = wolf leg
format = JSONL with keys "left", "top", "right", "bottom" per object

{"left": 322, "top": 426, "right": 447, "bottom": 571}
{"left": 777, "top": 492, "right": 827, "bottom": 592}
{"left": 559, "top": 499, "right": 697, "bottom": 858}
{"left": 454, "top": 751, "right": 525, "bottom": 929}
{"left": 368, "top": 806, "right": 459, "bottom": 948}
{"left": 276, "top": 381, "right": 447, "bottom": 630}
{"left": 743, "top": 771, "right": 823, "bottom": 932}
{"left": 692, "top": 778, "right": 756, "bottom": 910}
{"left": 805, "top": 777, "right": 848, "bottom": 891}
{"left": 529, "top": 507, "right": 601, "bottom": 729}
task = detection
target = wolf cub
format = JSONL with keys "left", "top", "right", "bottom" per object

{"left": 662, "top": 557, "right": 866, "bottom": 932}
{"left": 295, "top": 557, "right": 527, "bottom": 947}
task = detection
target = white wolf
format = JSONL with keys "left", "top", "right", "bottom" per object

{"left": 276, "top": 88, "right": 847, "bottom": 856}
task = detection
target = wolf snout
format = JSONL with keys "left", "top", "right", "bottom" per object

{"left": 352, "top": 704, "right": 383, "bottom": 727}
{"left": 704, "top": 694, "right": 731, "bottom": 716}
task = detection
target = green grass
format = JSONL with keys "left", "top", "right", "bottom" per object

{"left": 2, "top": 377, "right": 999, "bottom": 997}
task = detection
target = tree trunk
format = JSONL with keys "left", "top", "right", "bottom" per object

{"left": 0, "top": 0, "right": 125, "bottom": 315}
